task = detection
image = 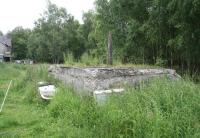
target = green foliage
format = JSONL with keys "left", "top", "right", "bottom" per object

{"left": 10, "top": 27, "right": 31, "bottom": 60}
{"left": 93, "top": 0, "right": 200, "bottom": 73}
{"left": 155, "top": 58, "right": 167, "bottom": 67}
{"left": 8, "top": 0, "right": 200, "bottom": 74}
{"left": 64, "top": 52, "right": 100, "bottom": 66}
{"left": 0, "top": 64, "right": 199, "bottom": 137}
{"left": 80, "top": 53, "right": 99, "bottom": 66}
{"left": 25, "top": 2, "right": 86, "bottom": 63}
{"left": 64, "top": 52, "right": 75, "bottom": 65}
{"left": 45, "top": 78, "right": 200, "bottom": 138}
{"left": 0, "top": 117, "right": 19, "bottom": 129}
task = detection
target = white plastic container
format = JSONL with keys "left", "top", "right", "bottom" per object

{"left": 38, "top": 83, "right": 56, "bottom": 100}
{"left": 93, "top": 89, "right": 124, "bottom": 104}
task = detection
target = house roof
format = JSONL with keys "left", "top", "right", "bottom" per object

{"left": 0, "top": 35, "right": 12, "bottom": 47}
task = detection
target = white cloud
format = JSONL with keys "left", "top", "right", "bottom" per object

{"left": 0, "top": 0, "right": 94, "bottom": 34}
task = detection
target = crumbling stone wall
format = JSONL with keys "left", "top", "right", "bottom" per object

{"left": 48, "top": 66, "right": 181, "bottom": 95}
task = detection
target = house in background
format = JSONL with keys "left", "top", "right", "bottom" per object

{"left": 0, "top": 35, "right": 12, "bottom": 62}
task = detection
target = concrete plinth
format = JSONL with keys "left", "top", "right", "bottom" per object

{"left": 48, "top": 66, "right": 181, "bottom": 95}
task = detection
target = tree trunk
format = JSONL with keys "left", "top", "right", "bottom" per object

{"left": 170, "top": 51, "right": 173, "bottom": 69}
{"left": 107, "top": 31, "right": 113, "bottom": 65}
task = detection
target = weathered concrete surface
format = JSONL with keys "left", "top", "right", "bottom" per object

{"left": 48, "top": 66, "right": 181, "bottom": 95}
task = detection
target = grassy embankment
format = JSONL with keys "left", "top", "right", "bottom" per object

{"left": 0, "top": 63, "right": 199, "bottom": 137}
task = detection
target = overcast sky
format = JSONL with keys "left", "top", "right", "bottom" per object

{"left": 0, "top": 0, "right": 95, "bottom": 34}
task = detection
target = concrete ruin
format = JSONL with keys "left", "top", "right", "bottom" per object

{"left": 48, "top": 66, "right": 181, "bottom": 95}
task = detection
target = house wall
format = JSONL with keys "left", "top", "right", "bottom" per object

{"left": 0, "top": 54, "right": 3, "bottom": 62}
{"left": 0, "top": 43, "right": 7, "bottom": 55}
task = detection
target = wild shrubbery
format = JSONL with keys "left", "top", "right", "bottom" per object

{"left": 0, "top": 64, "right": 199, "bottom": 137}
{"left": 45, "top": 78, "right": 200, "bottom": 138}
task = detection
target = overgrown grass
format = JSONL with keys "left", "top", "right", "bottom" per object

{"left": 64, "top": 53, "right": 161, "bottom": 69}
{"left": 0, "top": 63, "right": 199, "bottom": 137}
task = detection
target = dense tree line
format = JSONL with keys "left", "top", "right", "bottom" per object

{"left": 8, "top": 2, "right": 85, "bottom": 63}
{"left": 7, "top": 0, "right": 200, "bottom": 72}
{"left": 93, "top": 0, "right": 200, "bottom": 73}
{"left": 10, "top": 27, "right": 31, "bottom": 59}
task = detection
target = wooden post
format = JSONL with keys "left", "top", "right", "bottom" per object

{"left": 107, "top": 31, "right": 113, "bottom": 65}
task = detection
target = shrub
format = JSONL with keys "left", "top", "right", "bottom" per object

{"left": 80, "top": 53, "right": 99, "bottom": 66}
{"left": 64, "top": 52, "right": 74, "bottom": 65}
